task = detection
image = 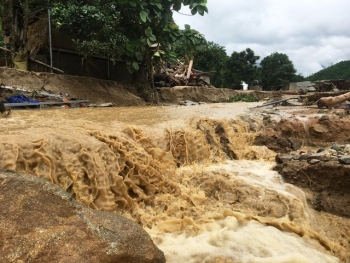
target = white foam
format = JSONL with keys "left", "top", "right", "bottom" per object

{"left": 149, "top": 218, "right": 339, "bottom": 263}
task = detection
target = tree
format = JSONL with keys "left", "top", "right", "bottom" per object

{"left": 224, "top": 48, "right": 260, "bottom": 88}
{"left": 260, "top": 52, "right": 296, "bottom": 90}
{"left": 51, "top": 0, "right": 208, "bottom": 79}
{"left": 192, "top": 41, "right": 228, "bottom": 88}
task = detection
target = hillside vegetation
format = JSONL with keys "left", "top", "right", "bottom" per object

{"left": 307, "top": 60, "right": 350, "bottom": 81}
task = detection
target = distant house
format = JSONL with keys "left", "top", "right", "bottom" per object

{"left": 283, "top": 81, "right": 316, "bottom": 92}
{"left": 284, "top": 80, "right": 350, "bottom": 92}
{"left": 1, "top": 2, "right": 132, "bottom": 82}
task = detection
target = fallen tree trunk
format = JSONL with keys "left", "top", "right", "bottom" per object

{"left": 300, "top": 91, "right": 348, "bottom": 105}
{"left": 316, "top": 92, "right": 350, "bottom": 109}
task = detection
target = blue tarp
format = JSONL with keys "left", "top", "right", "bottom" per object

{"left": 6, "top": 94, "right": 39, "bottom": 104}
{"left": 5, "top": 94, "right": 39, "bottom": 107}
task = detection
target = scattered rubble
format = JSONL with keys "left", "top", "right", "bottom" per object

{"left": 0, "top": 83, "right": 89, "bottom": 110}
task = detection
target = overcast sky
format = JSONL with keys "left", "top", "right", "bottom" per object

{"left": 173, "top": 0, "right": 350, "bottom": 77}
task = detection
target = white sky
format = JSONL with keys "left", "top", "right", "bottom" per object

{"left": 173, "top": 0, "right": 350, "bottom": 77}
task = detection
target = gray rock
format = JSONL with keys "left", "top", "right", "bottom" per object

{"left": 288, "top": 137, "right": 302, "bottom": 151}
{"left": 307, "top": 152, "right": 328, "bottom": 161}
{"left": 308, "top": 159, "right": 321, "bottom": 165}
{"left": 339, "top": 156, "right": 350, "bottom": 164}
{"left": 275, "top": 154, "right": 294, "bottom": 164}
{"left": 330, "top": 156, "right": 339, "bottom": 161}
{"left": 319, "top": 115, "right": 330, "bottom": 121}
{"left": 344, "top": 144, "right": 350, "bottom": 153}
{"left": 299, "top": 153, "right": 311, "bottom": 161}
{"left": 292, "top": 154, "right": 301, "bottom": 160}
{"left": 329, "top": 149, "right": 338, "bottom": 156}
{"left": 331, "top": 143, "right": 341, "bottom": 151}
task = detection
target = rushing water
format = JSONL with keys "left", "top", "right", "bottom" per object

{"left": 0, "top": 103, "right": 348, "bottom": 263}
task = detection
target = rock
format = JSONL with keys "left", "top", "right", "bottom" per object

{"left": 288, "top": 137, "right": 302, "bottom": 151}
{"left": 317, "top": 148, "right": 325, "bottom": 153}
{"left": 275, "top": 153, "right": 294, "bottom": 164}
{"left": 339, "top": 156, "right": 350, "bottom": 164}
{"left": 292, "top": 154, "right": 301, "bottom": 160}
{"left": 344, "top": 144, "right": 350, "bottom": 153}
{"left": 0, "top": 170, "right": 165, "bottom": 263}
{"left": 329, "top": 149, "right": 338, "bottom": 156}
{"left": 319, "top": 115, "right": 330, "bottom": 121}
{"left": 330, "top": 156, "right": 339, "bottom": 161}
{"left": 308, "top": 159, "right": 321, "bottom": 165}
{"left": 307, "top": 152, "right": 329, "bottom": 161}
{"left": 331, "top": 143, "right": 341, "bottom": 151}
{"left": 299, "top": 153, "right": 311, "bottom": 161}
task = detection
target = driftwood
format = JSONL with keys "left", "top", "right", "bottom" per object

{"left": 316, "top": 92, "right": 350, "bottom": 110}
{"left": 299, "top": 92, "right": 348, "bottom": 105}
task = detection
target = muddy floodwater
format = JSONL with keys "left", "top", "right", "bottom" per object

{"left": 0, "top": 103, "right": 348, "bottom": 263}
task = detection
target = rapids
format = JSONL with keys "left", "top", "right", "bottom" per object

{"left": 0, "top": 103, "right": 348, "bottom": 263}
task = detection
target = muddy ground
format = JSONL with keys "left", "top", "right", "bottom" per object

{"left": 1, "top": 67, "right": 349, "bottom": 219}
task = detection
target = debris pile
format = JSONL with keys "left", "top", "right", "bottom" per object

{"left": 154, "top": 58, "right": 213, "bottom": 88}
{"left": 0, "top": 83, "right": 92, "bottom": 111}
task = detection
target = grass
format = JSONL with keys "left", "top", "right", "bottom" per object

{"left": 229, "top": 94, "right": 259, "bottom": 102}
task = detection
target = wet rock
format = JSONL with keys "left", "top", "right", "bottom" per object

{"left": 331, "top": 143, "right": 341, "bottom": 151}
{"left": 299, "top": 153, "right": 311, "bottom": 161}
{"left": 292, "top": 154, "right": 301, "bottom": 160}
{"left": 339, "top": 156, "right": 350, "bottom": 164}
{"left": 344, "top": 144, "right": 350, "bottom": 153}
{"left": 318, "top": 115, "right": 330, "bottom": 122}
{"left": 0, "top": 170, "right": 165, "bottom": 263}
{"left": 329, "top": 149, "right": 338, "bottom": 156}
{"left": 308, "top": 159, "right": 321, "bottom": 165}
{"left": 330, "top": 156, "right": 339, "bottom": 161}
{"left": 288, "top": 137, "right": 302, "bottom": 151}
{"left": 307, "top": 152, "right": 329, "bottom": 161}
{"left": 275, "top": 153, "right": 294, "bottom": 164}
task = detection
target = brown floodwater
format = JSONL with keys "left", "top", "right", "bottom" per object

{"left": 0, "top": 103, "right": 348, "bottom": 263}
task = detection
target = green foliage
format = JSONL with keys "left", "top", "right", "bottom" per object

{"left": 172, "top": 24, "right": 207, "bottom": 58}
{"left": 224, "top": 48, "right": 260, "bottom": 88}
{"left": 306, "top": 60, "right": 350, "bottom": 81}
{"left": 50, "top": 0, "right": 208, "bottom": 76}
{"left": 260, "top": 52, "right": 297, "bottom": 90}
{"left": 51, "top": 1, "right": 126, "bottom": 60}
{"left": 192, "top": 41, "right": 228, "bottom": 87}
{"left": 229, "top": 94, "right": 259, "bottom": 102}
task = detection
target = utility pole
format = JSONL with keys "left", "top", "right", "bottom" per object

{"left": 48, "top": 6, "right": 53, "bottom": 73}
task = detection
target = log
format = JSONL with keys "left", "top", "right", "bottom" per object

{"left": 316, "top": 92, "right": 350, "bottom": 110}
{"left": 299, "top": 91, "right": 348, "bottom": 105}
{"left": 186, "top": 58, "right": 194, "bottom": 80}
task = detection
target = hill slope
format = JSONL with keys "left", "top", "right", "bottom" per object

{"left": 307, "top": 60, "right": 350, "bottom": 81}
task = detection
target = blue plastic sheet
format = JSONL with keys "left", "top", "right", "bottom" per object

{"left": 5, "top": 94, "right": 39, "bottom": 107}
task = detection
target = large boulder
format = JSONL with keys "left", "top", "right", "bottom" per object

{"left": 0, "top": 170, "right": 165, "bottom": 263}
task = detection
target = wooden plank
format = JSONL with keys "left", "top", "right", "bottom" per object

{"left": 186, "top": 58, "right": 194, "bottom": 80}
